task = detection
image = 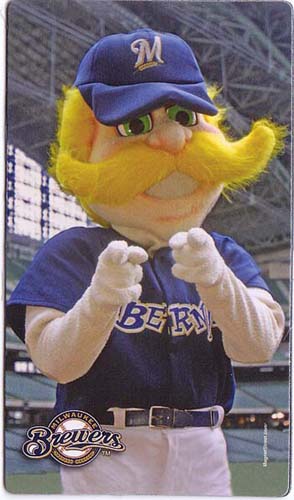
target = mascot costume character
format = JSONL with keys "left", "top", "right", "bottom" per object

{"left": 7, "top": 29, "right": 286, "bottom": 496}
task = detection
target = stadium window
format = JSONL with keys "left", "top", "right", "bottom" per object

{"left": 7, "top": 146, "right": 90, "bottom": 241}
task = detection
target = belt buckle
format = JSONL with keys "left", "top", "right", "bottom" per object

{"left": 149, "top": 406, "right": 173, "bottom": 428}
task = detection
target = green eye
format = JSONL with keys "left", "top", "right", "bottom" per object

{"left": 117, "top": 114, "right": 153, "bottom": 137}
{"left": 166, "top": 105, "right": 198, "bottom": 127}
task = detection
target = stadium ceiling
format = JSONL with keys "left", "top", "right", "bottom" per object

{"left": 6, "top": 0, "right": 291, "bottom": 252}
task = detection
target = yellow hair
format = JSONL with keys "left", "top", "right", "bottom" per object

{"left": 49, "top": 87, "right": 97, "bottom": 178}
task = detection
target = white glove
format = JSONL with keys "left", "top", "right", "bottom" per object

{"left": 93, "top": 240, "right": 148, "bottom": 305}
{"left": 169, "top": 228, "right": 225, "bottom": 287}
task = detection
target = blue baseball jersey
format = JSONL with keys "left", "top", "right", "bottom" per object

{"left": 7, "top": 227, "right": 269, "bottom": 418}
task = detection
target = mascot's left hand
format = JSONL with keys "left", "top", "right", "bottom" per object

{"left": 169, "top": 228, "right": 226, "bottom": 287}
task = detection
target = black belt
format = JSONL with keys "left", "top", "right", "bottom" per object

{"left": 98, "top": 406, "right": 220, "bottom": 428}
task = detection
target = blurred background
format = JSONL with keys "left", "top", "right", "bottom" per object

{"left": 5, "top": 0, "right": 291, "bottom": 495}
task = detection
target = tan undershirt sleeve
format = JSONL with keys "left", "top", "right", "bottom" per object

{"left": 197, "top": 273, "right": 285, "bottom": 363}
{"left": 25, "top": 286, "right": 120, "bottom": 384}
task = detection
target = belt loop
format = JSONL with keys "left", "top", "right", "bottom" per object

{"left": 210, "top": 405, "right": 225, "bottom": 428}
{"left": 108, "top": 407, "right": 126, "bottom": 428}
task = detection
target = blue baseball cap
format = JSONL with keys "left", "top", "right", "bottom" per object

{"left": 74, "top": 28, "right": 218, "bottom": 125}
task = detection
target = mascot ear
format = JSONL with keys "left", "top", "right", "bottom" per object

{"left": 49, "top": 87, "right": 97, "bottom": 179}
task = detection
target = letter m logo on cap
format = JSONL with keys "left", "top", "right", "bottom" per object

{"left": 131, "top": 36, "right": 164, "bottom": 71}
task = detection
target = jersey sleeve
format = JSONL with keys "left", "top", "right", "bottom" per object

{"left": 211, "top": 232, "right": 270, "bottom": 292}
{"left": 6, "top": 227, "right": 105, "bottom": 342}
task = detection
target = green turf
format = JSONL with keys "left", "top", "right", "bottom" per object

{"left": 230, "top": 461, "right": 289, "bottom": 497}
{"left": 5, "top": 472, "right": 62, "bottom": 494}
{"left": 5, "top": 462, "right": 290, "bottom": 495}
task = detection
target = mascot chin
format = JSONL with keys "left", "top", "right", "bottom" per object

{"left": 8, "top": 29, "right": 285, "bottom": 496}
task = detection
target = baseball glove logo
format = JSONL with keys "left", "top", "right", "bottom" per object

{"left": 22, "top": 410, "right": 126, "bottom": 467}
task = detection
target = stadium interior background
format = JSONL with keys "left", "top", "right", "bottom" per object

{"left": 5, "top": 0, "right": 291, "bottom": 495}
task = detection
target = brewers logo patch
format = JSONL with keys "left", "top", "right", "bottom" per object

{"left": 22, "top": 410, "right": 126, "bottom": 467}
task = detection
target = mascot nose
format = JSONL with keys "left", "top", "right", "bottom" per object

{"left": 146, "top": 122, "right": 192, "bottom": 154}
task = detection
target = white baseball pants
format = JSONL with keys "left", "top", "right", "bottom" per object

{"left": 60, "top": 425, "right": 232, "bottom": 495}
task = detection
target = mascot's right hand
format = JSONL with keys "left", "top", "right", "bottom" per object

{"left": 92, "top": 241, "right": 148, "bottom": 306}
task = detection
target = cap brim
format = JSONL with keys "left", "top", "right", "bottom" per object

{"left": 78, "top": 81, "right": 218, "bottom": 125}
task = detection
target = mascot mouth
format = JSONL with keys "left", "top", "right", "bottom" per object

{"left": 144, "top": 172, "right": 198, "bottom": 200}
{"left": 139, "top": 177, "right": 223, "bottom": 223}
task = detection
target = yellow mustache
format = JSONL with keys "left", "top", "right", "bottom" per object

{"left": 53, "top": 120, "right": 283, "bottom": 207}
{"left": 181, "top": 121, "right": 280, "bottom": 186}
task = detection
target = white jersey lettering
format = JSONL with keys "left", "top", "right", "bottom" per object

{"left": 116, "top": 301, "right": 214, "bottom": 341}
